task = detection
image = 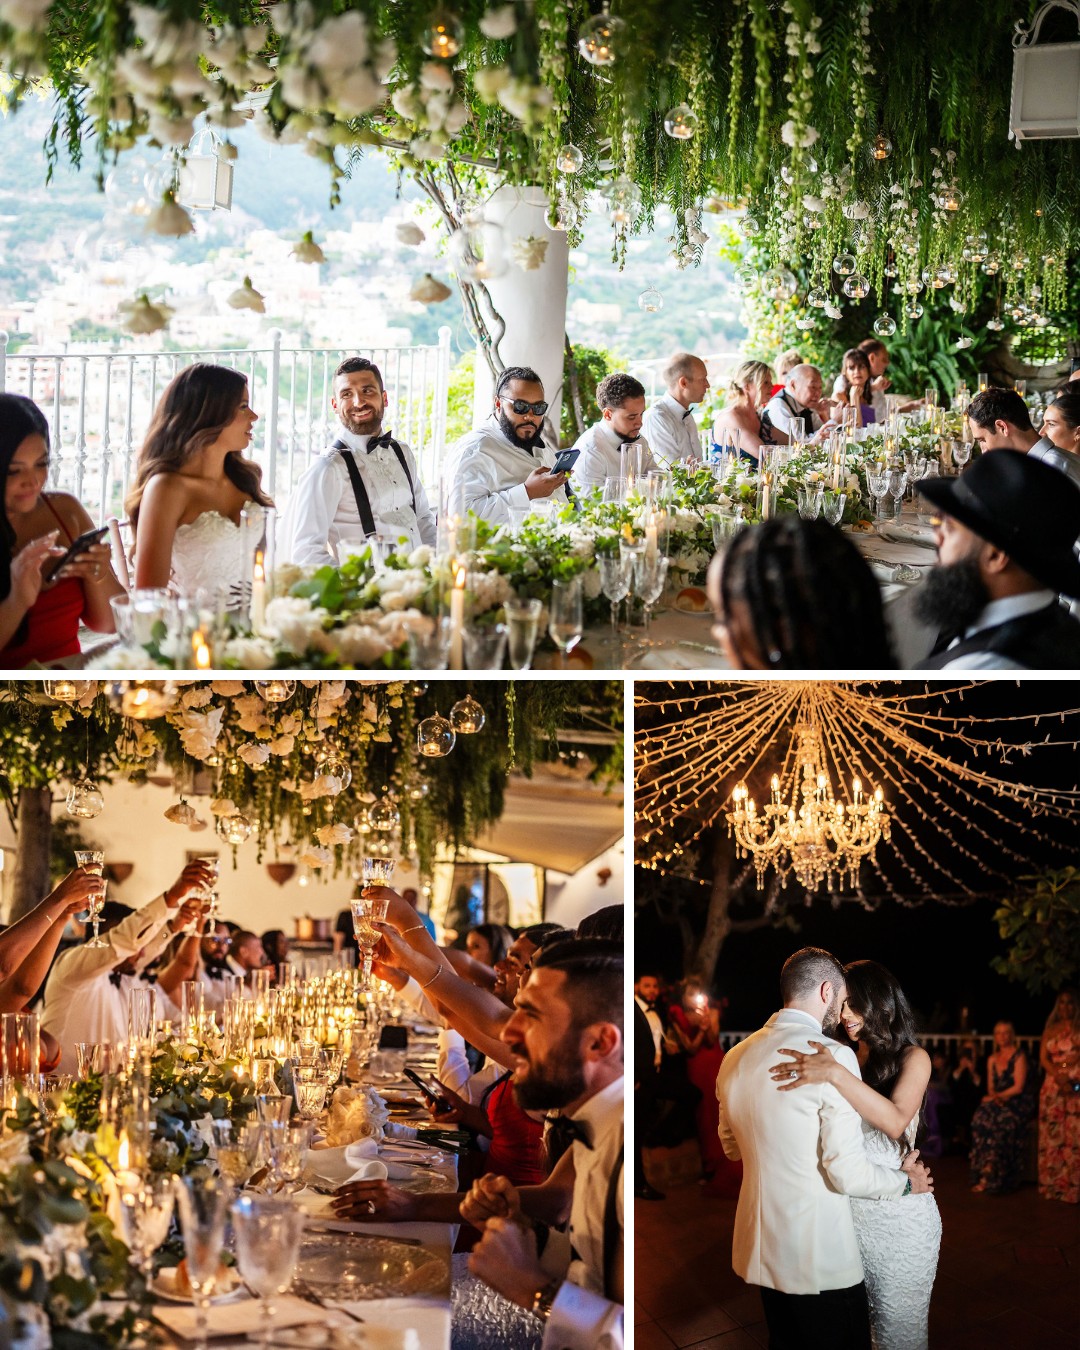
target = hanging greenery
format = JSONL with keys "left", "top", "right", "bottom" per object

{"left": 1, "top": 0, "right": 1076, "bottom": 342}
{"left": 0, "top": 679, "right": 622, "bottom": 876}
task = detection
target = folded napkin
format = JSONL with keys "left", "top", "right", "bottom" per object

{"left": 304, "top": 1142, "right": 424, "bottom": 1187}
{"left": 153, "top": 1293, "right": 322, "bottom": 1340}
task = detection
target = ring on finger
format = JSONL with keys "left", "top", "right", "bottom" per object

{"left": 366, "top": 1199, "right": 375, "bottom": 1215}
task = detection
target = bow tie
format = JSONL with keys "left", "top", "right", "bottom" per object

{"left": 108, "top": 970, "right": 124, "bottom": 989}
{"left": 620, "top": 438, "right": 639, "bottom": 450}
{"left": 682, "top": 409, "right": 692, "bottom": 420}
{"left": 366, "top": 431, "right": 394, "bottom": 452}
{"left": 546, "top": 1114, "right": 593, "bottom": 1164}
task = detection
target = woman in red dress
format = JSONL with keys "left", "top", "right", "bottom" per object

{"left": 669, "top": 981, "right": 743, "bottom": 1198}
{"left": 0, "top": 394, "right": 122, "bottom": 665}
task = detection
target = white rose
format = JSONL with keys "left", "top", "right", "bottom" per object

{"left": 238, "top": 742, "right": 271, "bottom": 767}
{"left": 473, "top": 65, "right": 511, "bottom": 102}
{"left": 298, "top": 845, "right": 333, "bottom": 868}
{"left": 316, "top": 823, "right": 353, "bottom": 847}
{"left": 479, "top": 5, "right": 517, "bottom": 38}
{"left": 219, "top": 636, "right": 276, "bottom": 668}
{"left": 419, "top": 61, "right": 454, "bottom": 92}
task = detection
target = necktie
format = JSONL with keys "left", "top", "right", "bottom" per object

{"left": 546, "top": 1113, "right": 593, "bottom": 1166}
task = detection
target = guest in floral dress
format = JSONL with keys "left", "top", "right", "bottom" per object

{"left": 1038, "top": 990, "right": 1080, "bottom": 1204}
{"left": 969, "top": 1021, "right": 1036, "bottom": 1194}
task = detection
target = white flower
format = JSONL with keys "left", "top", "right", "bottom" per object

{"left": 0, "top": 1130, "right": 32, "bottom": 1169}
{"left": 227, "top": 276, "right": 266, "bottom": 312}
{"left": 410, "top": 137, "right": 446, "bottom": 161}
{"left": 802, "top": 195, "right": 824, "bottom": 212}
{"left": 177, "top": 706, "right": 225, "bottom": 758}
{"left": 298, "top": 845, "right": 333, "bottom": 868}
{"left": 210, "top": 797, "right": 237, "bottom": 816}
{"left": 268, "top": 733, "right": 296, "bottom": 755}
{"left": 419, "top": 60, "right": 454, "bottom": 92}
{"left": 306, "top": 10, "right": 369, "bottom": 74}
{"left": 409, "top": 273, "right": 452, "bottom": 304}
{"left": 396, "top": 221, "right": 425, "bottom": 246}
{"left": 219, "top": 636, "right": 276, "bottom": 667}
{"left": 511, "top": 235, "right": 549, "bottom": 271}
{"left": 238, "top": 741, "right": 271, "bottom": 767}
{"left": 497, "top": 77, "right": 552, "bottom": 123}
{"left": 0, "top": 0, "right": 50, "bottom": 27}
{"left": 118, "top": 293, "right": 173, "bottom": 335}
{"left": 391, "top": 85, "right": 423, "bottom": 120}
{"left": 473, "top": 65, "right": 511, "bottom": 102}
{"left": 164, "top": 800, "right": 198, "bottom": 825}
{"left": 146, "top": 192, "right": 195, "bottom": 236}
{"left": 291, "top": 231, "right": 326, "bottom": 264}
{"left": 279, "top": 64, "right": 325, "bottom": 110}
{"left": 316, "top": 823, "right": 353, "bottom": 847}
{"left": 147, "top": 111, "right": 198, "bottom": 147}
{"left": 332, "top": 67, "right": 382, "bottom": 116}
{"left": 955, "top": 336, "right": 972, "bottom": 350}
{"left": 264, "top": 595, "right": 333, "bottom": 656}
{"left": 333, "top": 622, "right": 394, "bottom": 666}
{"left": 407, "top": 545, "right": 433, "bottom": 569}
{"left": 180, "top": 686, "right": 214, "bottom": 708}
{"left": 824, "top": 302, "right": 842, "bottom": 319}
{"left": 479, "top": 4, "right": 517, "bottom": 38}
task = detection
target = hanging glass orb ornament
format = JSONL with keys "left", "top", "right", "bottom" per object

{"left": 905, "top": 277, "right": 925, "bottom": 294}
{"left": 577, "top": 8, "right": 625, "bottom": 65}
{"left": 795, "top": 314, "right": 817, "bottom": 331}
{"left": 806, "top": 287, "right": 828, "bottom": 308}
{"left": 605, "top": 177, "right": 642, "bottom": 228}
{"left": 842, "top": 199, "right": 871, "bottom": 220}
{"left": 870, "top": 132, "right": 893, "bottom": 160}
{"left": 935, "top": 264, "right": 957, "bottom": 287}
{"left": 883, "top": 260, "right": 898, "bottom": 278}
{"left": 422, "top": 7, "right": 464, "bottom": 59}
{"left": 986, "top": 316, "right": 1005, "bottom": 331}
{"left": 66, "top": 778, "right": 104, "bottom": 819}
{"left": 216, "top": 812, "right": 253, "bottom": 845}
{"left": 762, "top": 268, "right": 797, "bottom": 301}
{"left": 740, "top": 214, "right": 762, "bottom": 238}
{"left": 121, "top": 681, "right": 172, "bottom": 719}
{"left": 450, "top": 694, "right": 485, "bottom": 734}
{"left": 663, "top": 103, "right": 698, "bottom": 140}
{"left": 734, "top": 265, "right": 758, "bottom": 293}
{"left": 1011, "top": 252, "right": 1030, "bottom": 272}
{"left": 904, "top": 300, "right": 924, "bottom": 320}
{"left": 449, "top": 215, "right": 508, "bottom": 281}
{"left": 44, "top": 679, "right": 95, "bottom": 702}
{"left": 638, "top": 286, "right": 664, "bottom": 312}
{"left": 354, "top": 805, "right": 372, "bottom": 835}
{"left": 832, "top": 253, "right": 856, "bottom": 277}
{"left": 417, "top": 713, "right": 456, "bottom": 758}
{"left": 407, "top": 780, "right": 430, "bottom": 802}
{"left": 936, "top": 183, "right": 964, "bottom": 212}
{"left": 369, "top": 796, "right": 401, "bottom": 832}
{"left": 314, "top": 748, "right": 352, "bottom": 791}
{"left": 962, "top": 233, "right": 989, "bottom": 263}
{"left": 842, "top": 273, "right": 871, "bottom": 299}
{"left": 873, "top": 313, "right": 897, "bottom": 337}
{"left": 254, "top": 679, "right": 296, "bottom": 704}
{"left": 550, "top": 197, "right": 580, "bottom": 232}
{"left": 556, "top": 143, "right": 584, "bottom": 174}
{"left": 981, "top": 255, "right": 1001, "bottom": 275}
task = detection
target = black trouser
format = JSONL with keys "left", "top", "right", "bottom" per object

{"left": 759, "top": 1282, "right": 871, "bottom": 1350}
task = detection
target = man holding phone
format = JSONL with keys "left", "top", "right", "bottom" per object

{"left": 445, "top": 367, "right": 570, "bottom": 526}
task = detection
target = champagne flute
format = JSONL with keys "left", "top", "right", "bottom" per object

{"left": 232, "top": 1195, "right": 307, "bottom": 1347}
{"left": 504, "top": 597, "right": 542, "bottom": 670}
{"left": 354, "top": 857, "right": 394, "bottom": 985}
{"left": 548, "top": 577, "right": 583, "bottom": 668}
{"left": 175, "top": 1174, "right": 232, "bottom": 1350}
{"left": 75, "top": 849, "right": 107, "bottom": 948}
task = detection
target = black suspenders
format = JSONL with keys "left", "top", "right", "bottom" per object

{"left": 332, "top": 438, "right": 416, "bottom": 538}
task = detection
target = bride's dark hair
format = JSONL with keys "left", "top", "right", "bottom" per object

{"left": 125, "top": 363, "right": 273, "bottom": 530}
{"left": 842, "top": 959, "right": 919, "bottom": 1097}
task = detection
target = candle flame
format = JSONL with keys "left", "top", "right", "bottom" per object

{"left": 193, "top": 631, "right": 211, "bottom": 670}
{"left": 254, "top": 550, "right": 265, "bottom": 583}
{"left": 117, "top": 1135, "right": 129, "bottom": 1170}
{"left": 454, "top": 564, "right": 466, "bottom": 588}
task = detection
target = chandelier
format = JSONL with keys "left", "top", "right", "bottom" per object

{"left": 726, "top": 722, "right": 890, "bottom": 892}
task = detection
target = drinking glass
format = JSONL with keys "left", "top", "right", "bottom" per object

{"left": 294, "top": 1079, "right": 327, "bottom": 1121}
{"left": 232, "top": 1194, "right": 307, "bottom": 1345}
{"left": 1015, "top": 379, "right": 1027, "bottom": 397}
{"left": 175, "top": 1174, "right": 233, "bottom": 1350}
{"left": 885, "top": 468, "right": 909, "bottom": 521}
{"left": 75, "top": 1042, "right": 102, "bottom": 1076}
{"left": 601, "top": 475, "right": 626, "bottom": 504}
{"left": 504, "top": 597, "right": 542, "bottom": 669}
{"left": 598, "top": 557, "right": 632, "bottom": 636}
{"left": 462, "top": 622, "right": 508, "bottom": 670}
{"left": 406, "top": 615, "right": 452, "bottom": 670}
{"left": 796, "top": 486, "right": 824, "bottom": 520}
{"left": 118, "top": 1173, "right": 175, "bottom": 1289}
{"left": 266, "top": 1121, "right": 310, "bottom": 1194}
{"left": 1, "top": 1012, "right": 40, "bottom": 1091}
{"left": 952, "top": 440, "right": 972, "bottom": 469}
{"left": 352, "top": 873, "right": 392, "bottom": 985}
{"left": 866, "top": 466, "right": 889, "bottom": 520}
{"left": 548, "top": 577, "right": 583, "bottom": 668}
{"left": 924, "top": 386, "right": 937, "bottom": 408}
{"left": 74, "top": 849, "right": 107, "bottom": 947}
{"left": 257, "top": 1094, "right": 293, "bottom": 1126}
{"left": 127, "top": 986, "right": 157, "bottom": 1049}
{"left": 214, "top": 1120, "right": 261, "bottom": 1187}
{"left": 822, "top": 491, "right": 847, "bottom": 527}
{"left": 637, "top": 557, "right": 669, "bottom": 637}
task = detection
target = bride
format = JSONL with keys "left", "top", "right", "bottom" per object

{"left": 770, "top": 960, "right": 941, "bottom": 1350}
{"left": 128, "top": 363, "right": 274, "bottom": 596}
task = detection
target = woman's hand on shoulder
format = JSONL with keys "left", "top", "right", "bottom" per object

{"left": 769, "top": 1040, "right": 838, "bottom": 1090}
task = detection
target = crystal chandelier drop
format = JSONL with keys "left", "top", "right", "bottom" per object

{"left": 726, "top": 723, "right": 890, "bottom": 891}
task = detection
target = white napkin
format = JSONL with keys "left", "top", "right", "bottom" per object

{"left": 153, "top": 1294, "right": 321, "bottom": 1340}
{"left": 869, "top": 561, "right": 900, "bottom": 584}
{"left": 304, "top": 1141, "right": 387, "bottom": 1188}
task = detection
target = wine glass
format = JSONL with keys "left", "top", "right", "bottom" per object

{"left": 293, "top": 1078, "right": 327, "bottom": 1122}
{"left": 266, "top": 1123, "right": 307, "bottom": 1194}
{"left": 232, "top": 1195, "right": 307, "bottom": 1347}
{"left": 797, "top": 486, "right": 824, "bottom": 520}
{"left": 462, "top": 622, "right": 508, "bottom": 670}
{"left": 504, "top": 597, "right": 542, "bottom": 670}
{"left": 548, "top": 577, "right": 583, "bottom": 668}
{"left": 118, "top": 1173, "right": 176, "bottom": 1292}
{"left": 352, "top": 864, "right": 393, "bottom": 984}
{"left": 175, "top": 1174, "right": 233, "bottom": 1350}
{"left": 214, "top": 1121, "right": 261, "bottom": 1188}
{"left": 866, "top": 465, "right": 890, "bottom": 521}
{"left": 822, "top": 490, "right": 847, "bottom": 526}
{"left": 598, "top": 556, "right": 632, "bottom": 637}
{"left": 637, "top": 556, "right": 669, "bottom": 638}
{"left": 952, "top": 440, "right": 972, "bottom": 469}
{"left": 74, "top": 849, "right": 107, "bottom": 947}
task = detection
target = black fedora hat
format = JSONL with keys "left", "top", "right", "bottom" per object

{"left": 917, "top": 450, "right": 1080, "bottom": 598}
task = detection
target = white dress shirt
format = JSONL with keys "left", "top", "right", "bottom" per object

{"left": 573, "top": 421, "right": 658, "bottom": 494}
{"left": 937, "top": 588, "right": 1059, "bottom": 669}
{"left": 43, "top": 895, "right": 177, "bottom": 1073}
{"left": 545, "top": 1074, "right": 624, "bottom": 1350}
{"left": 444, "top": 418, "right": 565, "bottom": 527}
{"left": 763, "top": 389, "right": 824, "bottom": 438}
{"left": 282, "top": 428, "right": 436, "bottom": 565}
{"left": 717, "top": 1008, "right": 906, "bottom": 1295}
{"left": 643, "top": 394, "right": 701, "bottom": 465}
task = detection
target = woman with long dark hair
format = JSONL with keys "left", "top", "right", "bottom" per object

{"left": 0, "top": 392, "right": 121, "bottom": 665}
{"left": 128, "top": 363, "right": 273, "bottom": 594}
{"left": 833, "top": 348, "right": 877, "bottom": 427}
{"left": 768, "top": 960, "right": 941, "bottom": 1350}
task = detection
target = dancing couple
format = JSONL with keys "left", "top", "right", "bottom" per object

{"left": 716, "top": 947, "right": 941, "bottom": 1350}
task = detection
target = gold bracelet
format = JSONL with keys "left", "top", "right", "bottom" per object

{"left": 401, "top": 924, "right": 426, "bottom": 935}
{"left": 421, "top": 966, "right": 443, "bottom": 990}
{"left": 531, "top": 1279, "right": 561, "bottom": 1322}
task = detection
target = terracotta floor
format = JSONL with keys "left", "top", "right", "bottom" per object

{"left": 633, "top": 1155, "right": 1079, "bottom": 1349}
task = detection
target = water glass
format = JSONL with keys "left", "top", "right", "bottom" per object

{"left": 127, "top": 987, "right": 157, "bottom": 1048}
{"left": 548, "top": 577, "right": 583, "bottom": 667}
{"left": 463, "top": 622, "right": 509, "bottom": 670}
{"left": 406, "top": 615, "right": 452, "bottom": 670}
{"left": 637, "top": 557, "right": 669, "bottom": 636}
{"left": 175, "top": 1174, "right": 233, "bottom": 1350}
{"left": 952, "top": 440, "right": 972, "bottom": 469}
{"left": 924, "top": 386, "right": 937, "bottom": 408}
{"left": 601, "top": 475, "right": 627, "bottom": 504}
{"left": 797, "top": 486, "right": 824, "bottom": 520}
{"left": 504, "top": 597, "right": 542, "bottom": 670}
{"left": 294, "top": 1079, "right": 327, "bottom": 1121}
{"left": 119, "top": 1173, "right": 175, "bottom": 1287}
{"left": 822, "top": 491, "right": 847, "bottom": 527}
{"left": 597, "top": 557, "right": 632, "bottom": 635}
{"left": 232, "top": 1194, "right": 307, "bottom": 1344}
{"left": 257, "top": 1093, "right": 293, "bottom": 1126}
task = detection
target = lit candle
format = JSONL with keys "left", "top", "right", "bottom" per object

{"left": 251, "top": 550, "right": 266, "bottom": 633}
{"left": 644, "top": 512, "right": 659, "bottom": 563}
{"left": 449, "top": 564, "right": 466, "bottom": 670}
{"left": 761, "top": 470, "right": 774, "bottom": 520}
{"left": 192, "top": 630, "right": 211, "bottom": 670}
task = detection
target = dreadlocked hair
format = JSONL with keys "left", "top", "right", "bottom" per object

{"left": 719, "top": 516, "right": 895, "bottom": 667}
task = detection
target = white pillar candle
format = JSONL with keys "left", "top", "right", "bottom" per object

{"left": 251, "top": 551, "right": 266, "bottom": 633}
{"left": 449, "top": 564, "right": 466, "bottom": 669}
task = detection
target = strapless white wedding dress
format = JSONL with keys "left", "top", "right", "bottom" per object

{"left": 171, "top": 511, "right": 248, "bottom": 607}
{"left": 850, "top": 1116, "right": 941, "bottom": 1350}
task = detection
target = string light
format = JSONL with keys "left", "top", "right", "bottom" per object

{"left": 636, "top": 682, "right": 1080, "bottom": 905}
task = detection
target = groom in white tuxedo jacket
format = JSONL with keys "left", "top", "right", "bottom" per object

{"left": 716, "top": 946, "right": 931, "bottom": 1350}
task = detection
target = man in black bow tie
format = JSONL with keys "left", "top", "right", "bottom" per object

{"left": 573, "top": 372, "right": 659, "bottom": 494}
{"left": 283, "top": 356, "right": 437, "bottom": 565}
{"left": 643, "top": 352, "right": 711, "bottom": 467}
{"left": 463, "top": 937, "right": 624, "bottom": 1349}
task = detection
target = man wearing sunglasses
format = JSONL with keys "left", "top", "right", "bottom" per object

{"left": 446, "top": 366, "right": 570, "bottom": 525}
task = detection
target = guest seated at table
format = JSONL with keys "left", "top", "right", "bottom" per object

{"left": 230, "top": 929, "right": 269, "bottom": 982}
{"left": 832, "top": 348, "right": 877, "bottom": 427}
{"left": 855, "top": 338, "right": 922, "bottom": 416}
{"left": 0, "top": 393, "right": 122, "bottom": 667}
{"left": 1039, "top": 391, "right": 1080, "bottom": 482}
{"left": 0, "top": 868, "right": 104, "bottom": 1014}
{"left": 261, "top": 928, "right": 290, "bottom": 979}
{"left": 41, "top": 860, "right": 213, "bottom": 1072}
{"left": 969, "top": 1021, "right": 1036, "bottom": 1194}
{"left": 770, "top": 349, "right": 803, "bottom": 398}
{"left": 712, "top": 362, "right": 789, "bottom": 463}
{"left": 573, "top": 373, "right": 658, "bottom": 495}
{"left": 642, "top": 353, "right": 710, "bottom": 466}
{"left": 966, "top": 388, "right": 1044, "bottom": 455}
{"left": 913, "top": 451, "right": 1080, "bottom": 668}
{"left": 445, "top": 367, "right": 569, "bottom": 526}
{"left": 761, "top": 364, "right": 834, "bottom": 442}
{"left": 706, "top": 516, "right": 895, "bottom": 669}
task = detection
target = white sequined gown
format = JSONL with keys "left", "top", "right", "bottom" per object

{"left": 849, "top": 1117, "right": 941, "bottom": 1350}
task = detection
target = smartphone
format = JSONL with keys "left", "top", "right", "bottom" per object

{"left": 403, "top": 1066, "right": 450, "bottom": 1112}
{"left": 549, "top": 448, "right": 580, "bottom": 475}
{"left": 44, "top": 525, "right": 110, "bottom": 582}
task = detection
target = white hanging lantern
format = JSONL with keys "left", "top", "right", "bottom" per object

{"left": 1009, "top": 1, "right": 1080, "bottom": 142}
{"left": 177, "top": 129, "right": 234, "bottom": 211}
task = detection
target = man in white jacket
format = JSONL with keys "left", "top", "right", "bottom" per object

{"left": 716, "top": 946, "right": 932, "bottom": 1349}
